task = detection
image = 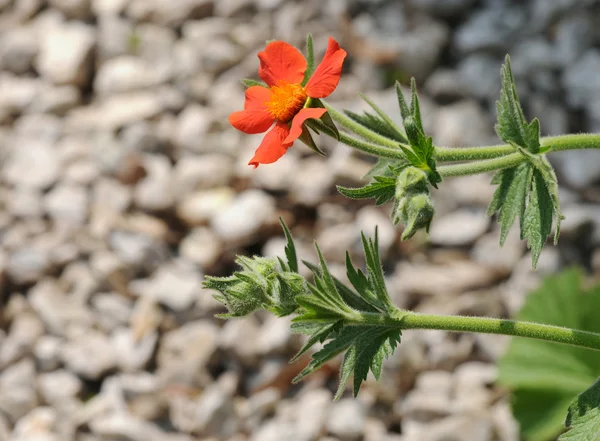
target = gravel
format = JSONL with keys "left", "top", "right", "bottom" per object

{"left": 0, "top": 1, "right": 598, "bottom": 440}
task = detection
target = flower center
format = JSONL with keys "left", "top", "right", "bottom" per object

{"left": 266, "top": 81, "right": 307, "bottom": 122}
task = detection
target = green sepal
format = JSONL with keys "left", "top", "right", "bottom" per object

{"left": 302, "top": 33, "right": 315, "bottom": 86}
{"left": 241, "top": 78, "right": 267, "bottom": 88}
{"left": 298, "top": 124, "right": 326, "bottom": 156}
{"left": 310, "top": 98, "right": 340, "bottom": 140}
{"left": 392, "top": 167, "right": 435, "bottom": 240}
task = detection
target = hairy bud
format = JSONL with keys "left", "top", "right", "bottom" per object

{"left": 203, "top": 256, "right": 307, "bottom": 318}
{"left": 392, "top": 167, "right": 435, "bottom": 240}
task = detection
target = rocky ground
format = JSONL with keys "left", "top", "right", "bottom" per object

{"left": 1, "top": 0, "right": 600, "bottom": 440}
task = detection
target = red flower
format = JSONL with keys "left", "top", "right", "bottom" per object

{"left": 229, "top": 38, "right": 347, "bottom": 167}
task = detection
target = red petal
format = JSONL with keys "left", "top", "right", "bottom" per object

{"left": 284, "top": 107, "right": 327, "bottom": 144}
{"left": 248, "top": 123, "right": 293, "bottom": 167}
{"left": 229, "top": 86, "right": 274, "bottom": 134}
{"left": 258, "top": 41, "right": 307, "bottom": 87}
{"left": 305, "top": 37, "right": 347, "bottom": 98}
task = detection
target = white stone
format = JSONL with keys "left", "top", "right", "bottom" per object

{"left": 176, "top": 187, "right": 236, "bottom": 225}
{"left": 211, "top": 190, "right": 275, "bottom": 243}
{"left": 36, "top": 22, "right": 95, "bottom": 87}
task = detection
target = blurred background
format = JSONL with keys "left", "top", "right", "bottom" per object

{"left": 1, "top": 0, "right": 600, "bottom": 440}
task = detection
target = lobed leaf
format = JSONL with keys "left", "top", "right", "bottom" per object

{"left": 559, "top": 378, "right": 600, "bottom": 441}
{"left": 499, "top": 269, "right": 600, "bottom": 441}
{"left": 337, "top": 175, "right": 397, "bottom": 205}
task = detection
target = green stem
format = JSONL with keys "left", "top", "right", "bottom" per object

{"left": 352, "top": 311, "right": 600, "bottom": 352}
{"left": 437, "top": 152, "right": 524, "bottom": 178}
{"left": 307, "top": 119, "right": 405, "bottom": 160}
{"left": 435, "top": 133, "right": 600, "bottom": 162}
{"left": 321, "top": 101, "right": 408, "bottom": 150}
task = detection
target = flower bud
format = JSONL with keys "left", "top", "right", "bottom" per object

{"left": 204, "top": 256, "right": 308, "bottom": 318}
{"left": 392, "top": 167, "right": 435, "bottom": 240}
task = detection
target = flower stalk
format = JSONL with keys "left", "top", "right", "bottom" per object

{"left": 350, "top": 311, "right": 600, "bottom": 352}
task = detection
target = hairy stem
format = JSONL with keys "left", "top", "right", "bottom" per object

{"left": 321, "top": 101, "right": 409, "bottom": 150}
{"left": 307, "top": 119, "right": 405, "bottom": 160}
{"left": 437, "top": 152, "right": 525, "bottom": 177}
{"left": 352, "top": 311, "right": 600, "bottom": 352}
{"left": 435, "top": 133, "right": 600, "bottom": 162}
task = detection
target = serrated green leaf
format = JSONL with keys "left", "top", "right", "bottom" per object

{"left": 499, "top": 269, "right": 600, "bottom": 441}
{"left": 488, "top": 163, "right": 532, "bottom": 245}
{"left": 358, "top": 93, "right": 407, "bottom": 143}
{"left": 394, "top": 81, "right": 440, "bottom": 187}
{"left": 344, "top": 109, "right": 405, "bottom": 143}
{"left": 290, "top": 321, "right": 340, "bottom": 363}
{"left": 363, "top": 157, "right": 409, "bottom": 180}
{"left": 293, "top": 326, "right": 364, "bottom": 383}
{"left": 303, "top": 260, "right": 378, "bottom": 312}
{"left": 337, "top": 175, "right": 396, "bottom": 205}
{"left": 495, "top": 55, "right": 540, "bottom": 153}
{"left": 521, "top": 170, "right": 553, "bottom": 268}
{"left": 279, "top": 218, "right": 298, "bottom": 273}
{"left": 559, "top": 378, "right": 600, "bottom": 441}
{"left": 241, "top": 78, "right": 267, "bottom": 88}
{"left": 332, "top": 326, "right": 401, "bottom": 399}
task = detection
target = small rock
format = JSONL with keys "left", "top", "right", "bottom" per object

{"left": 553, "top": 150, "right": 600, "bottom": 189}
{"left": 434, "top": 100, "right": 495, "bottom": 147}
{"left": 65, "top": 92, "right": 164, "bottom": 131}
{"left": 34, "top": 335, "right": 63, "bottom": 372}
{"left": 36, "top": 21, "right": 95, "bottom": 87}
{"left": 327, "top": 399, "right": 366, "bottom": 440}
{"left": 48, "top": 0, "right": 91, "bottom": 18}
{"left": 94, "top": 56, "right": 167, "bottom": 95}
{"left": 37, "top": 370, "right": 82, "bottom": 404}
{"left": 173, "top": 154, "right": 234, "bottom": 193}
{"left": 429, "top": 209, "right": 489, "bottom": 247}
{"left": 169, "top": 380, "right": 237, "bottom": 437}
{"left": 44, "top": 183, "right": 89, "bottom": 226}
{"left": 12, "top": 407, "right": 59, "bottom": 441}
{"left": 173, "top": 104, "right": 214, "bottom": 151}
{"left": 134, "top": 154, "right": 174, "bottom": 211}
{"left": 90, "top": 414, "right": 165, "bottom": 441}
{"left": 157, "top": 321, "right": 218, "bottom": 386}
{"left": 0, "top": 358, "right": 38, "bottom": 423}
{"left": 0, "top": 312, "right": 44, "bottom": 368}
{"left": 8, "top": 246, "right": 51, "bottom": 285}
{"left": 130, "top": 260, "right": 203, "bottom": 311}
{"left": 454, "top": 6, "right": 525, "bottom": 54}
{"left": 211, "top": 190, "right": 275, "bottom": 243}
{"left": 179, "top": 227, "right": 222, "bottom": 268}
{"left": 3, "top": 140, "right": 60, "bottom": 189}
{"left": 60, "top": 330, "right": 117, "bottom": 380}
{"left": 176, "top": 187, "right": 236, "bottom": 225}
{"left": 7, "top": 187, "right": 44, "bottom": 218}
{"left": 111, "top": 327, "right": 158, "bottom": 372}
{"left": 0, "top": 27, "right": 38, "bottom": 75}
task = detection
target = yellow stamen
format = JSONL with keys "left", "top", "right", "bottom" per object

{"left": 266, "top": 81, "right": 307, "bottom": 122}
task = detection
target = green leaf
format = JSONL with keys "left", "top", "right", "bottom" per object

{"left": 294, "top": 244, "right": 358, "bottom": 324}
{"left": 302, "top": 34, "right": 315, "bottom": 86}
{"left": 279, "top": 218, "right": 298, "bottom": 273}
{"left": 337, "top": 175, "right": 397, "bottom": 205}
{"left": 363, "top": 157, "right": 408, "bottom": 180}
{"left": 560, "top": 378, "right": 600, "bottom": 441}
{"left": 303, "top": 260, "right": 378, "bottom": 312}
{"left": 297, "top": 124, "right": 326, "bottom": 156}
{"left": 334, "top": 326, "right": 401, "bottom": 399}
{"left": 394, "top": 80, "right": 441, "bottom": 187}
{"left": 521, "top": 170, "right": 554, "bottom": 268}
{"left": 358, "top": 93, "right": 407, "bottom": 143}
{"left": 290, "top": 321, "right": 341, "bottom": 363}
{"left": 495, "top": 55, "right": 540, "bottom": 154}
{"left": 488, "top": 156, "right": 563, "bottom": 269}
{"left": 241, "top": 78, "right": 267, "bottom": 88}
{"left": 499, "top": 269, "right": 600, "bottom": 441}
